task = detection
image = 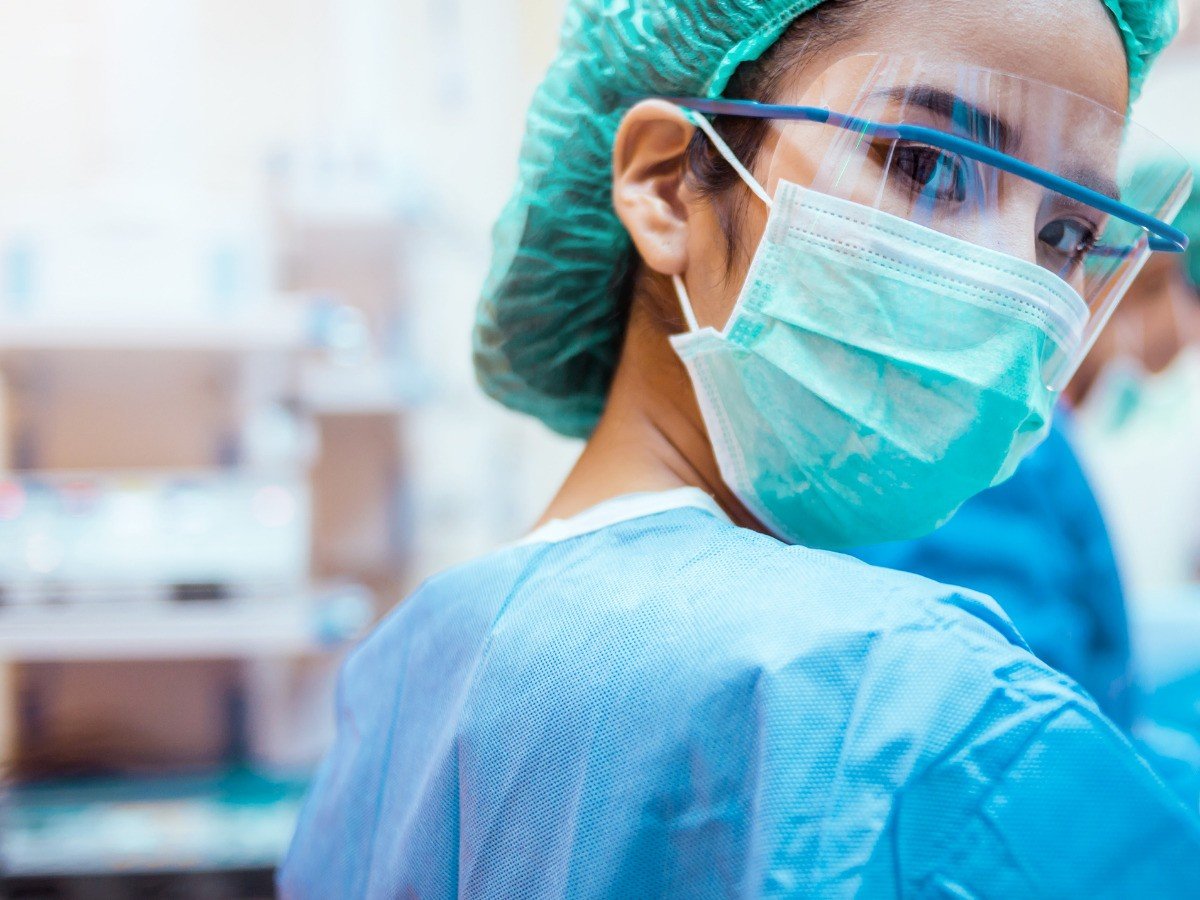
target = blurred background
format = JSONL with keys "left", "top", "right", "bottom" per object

{"left": 0, "top": 1, "right": 578, "bottom": 895}
{"left": 0, "top": 1, "right": 1198, "bottom": 897}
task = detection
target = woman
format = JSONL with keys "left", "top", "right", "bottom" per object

{"left": 282, "top": 0, "right": 1200, "bottom": 896}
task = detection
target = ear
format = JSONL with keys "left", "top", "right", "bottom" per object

{"left": 612, "top": 100, "right": 695, "bottom": 277}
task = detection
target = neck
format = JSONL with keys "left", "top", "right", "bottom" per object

{"left": 536, "top": 303, "right": 762, "bottom": 531}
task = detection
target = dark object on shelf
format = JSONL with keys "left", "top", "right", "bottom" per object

{"left": 3, "top": 867, "right": 276, "bottom": 900}
{"left": 0, "top": 768, "right": 307, "bottom": 889}
{"left": 169, "top": 584, "right": 231, "bottom": 604}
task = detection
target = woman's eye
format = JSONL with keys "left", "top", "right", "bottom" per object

{"left": 889, "top": 143, "right": 968, "bottom": 202}
{"left": 1038, "top": 218, "right": 1099, "bottom": 262}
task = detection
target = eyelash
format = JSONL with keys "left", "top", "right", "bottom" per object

{"left": 886, "top": 141, "right": 971, "bottom": 202}
{"left": 874, "top": 141, "right": 1105, "bottom": 264}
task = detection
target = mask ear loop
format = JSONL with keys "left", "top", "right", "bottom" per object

{"left": 671, "top": 275, "right": 701, "bottom": 332}
{"left": 685, "top": 110, "right": 774, "bottom": 208}
{"left": 672, "top": 108, "right": 774, "bottom": 333}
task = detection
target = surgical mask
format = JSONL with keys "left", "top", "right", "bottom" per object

{"left": 670, "top": 122, "right": 1089, "bottom": 549}
{"left": 1082, "top": 287, "right": 1200, "bottom": 433}
{"left": 1081, "top": 344, "right": 1200, "bottom": 436}
{"left": 1074, "top": 345, "right": 1200, "bottom": 594}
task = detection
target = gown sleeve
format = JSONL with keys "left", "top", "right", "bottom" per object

{"left": 892, "top": 698, "right": 1200, "bottom": 897}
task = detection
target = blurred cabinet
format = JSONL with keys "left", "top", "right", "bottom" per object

{"left": 0, "top": 173, "right": 420, "bottom": 883}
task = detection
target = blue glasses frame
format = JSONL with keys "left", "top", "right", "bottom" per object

{"left": 654, "top": 97, "right": 1189, "bottom": 254}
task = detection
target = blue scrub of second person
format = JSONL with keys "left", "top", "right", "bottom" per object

{"left": 851, "top": 415, "right": 1135, "bottom": 729}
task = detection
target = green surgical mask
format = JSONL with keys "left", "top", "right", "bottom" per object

{"left": 671, "top": 181, "right": 1088, "bottom": 548}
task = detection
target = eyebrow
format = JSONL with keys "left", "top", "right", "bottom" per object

{"left": 874, "top": 84, "right": 1122, "bottom": 203}
{"left": 873, "top": 85, "right": 1019, "bottom": 155}
{"left": 1061, "top": 166, "right": 1121, "bottom": 203}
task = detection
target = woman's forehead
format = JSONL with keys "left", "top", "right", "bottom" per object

{"left": 787, "top": 55, "right": 1127, "bottom": 180}
{"left": 772, "top": 0, "right": 1129, "bottom": 115}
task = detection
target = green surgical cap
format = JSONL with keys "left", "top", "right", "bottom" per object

{"left": 1174, "top": 169, "right": 1200, "bottom": 289}
{"left": 474, "top": 0, "right": 1180, "bottom": 438}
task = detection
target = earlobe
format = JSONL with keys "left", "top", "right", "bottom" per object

{"left": 612, "top": 101, "right": 696, "bottom": 277}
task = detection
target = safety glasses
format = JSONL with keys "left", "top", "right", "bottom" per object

{"left": 660, "top": 96, "right": 1189, "bottom": 255}
{"left": 638, "top": 54, "right": 1194, "bottom": 391}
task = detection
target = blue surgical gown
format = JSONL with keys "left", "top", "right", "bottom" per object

{"left": 853, "top": 417, "right": 1135, "bottom": 728}
{"left": 281, "top": 499, "right": 1200, "bottom": 897}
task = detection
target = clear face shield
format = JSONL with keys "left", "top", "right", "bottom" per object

{"left": 661, "top": 54, "right": 1193, "bottom": 393}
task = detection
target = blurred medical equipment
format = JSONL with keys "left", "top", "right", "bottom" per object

{"left": 4, "top": 769, "right": 309, "bottom": 893}
{"left": 0, "top": 154, "right": 422, "bottom": 891}
{"left": 0, "top": 191, "right": 272, "bottom": 322}
{"left": 0, "top": 473, "right": 309, "bottom": 605}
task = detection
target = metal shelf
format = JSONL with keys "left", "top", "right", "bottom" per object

{"left": 1, "top": 767, "right": 307, "bottom": 878}
{"left": 297, "top": 359, "right": 422, "bottom": 416}
{"left": 0, "top": 587, "right": 370, "bottom": 662}
{"left": 0, "top": 309, "right": 306, "bottom": 356}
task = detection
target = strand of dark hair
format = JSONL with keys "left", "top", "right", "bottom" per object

{"left": 611, "top": 0, "right": 877, "bottom": 330}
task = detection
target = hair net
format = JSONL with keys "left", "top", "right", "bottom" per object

{"left": 474, "top": 0, "right": 1180, "bottom": 438}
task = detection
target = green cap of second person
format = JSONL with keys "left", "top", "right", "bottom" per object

{"left": 473, "top": 0, "right": 1179, "bottom": 439}
{"left": 1176, "top": 169, "right": 1200, "bottom": 289}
